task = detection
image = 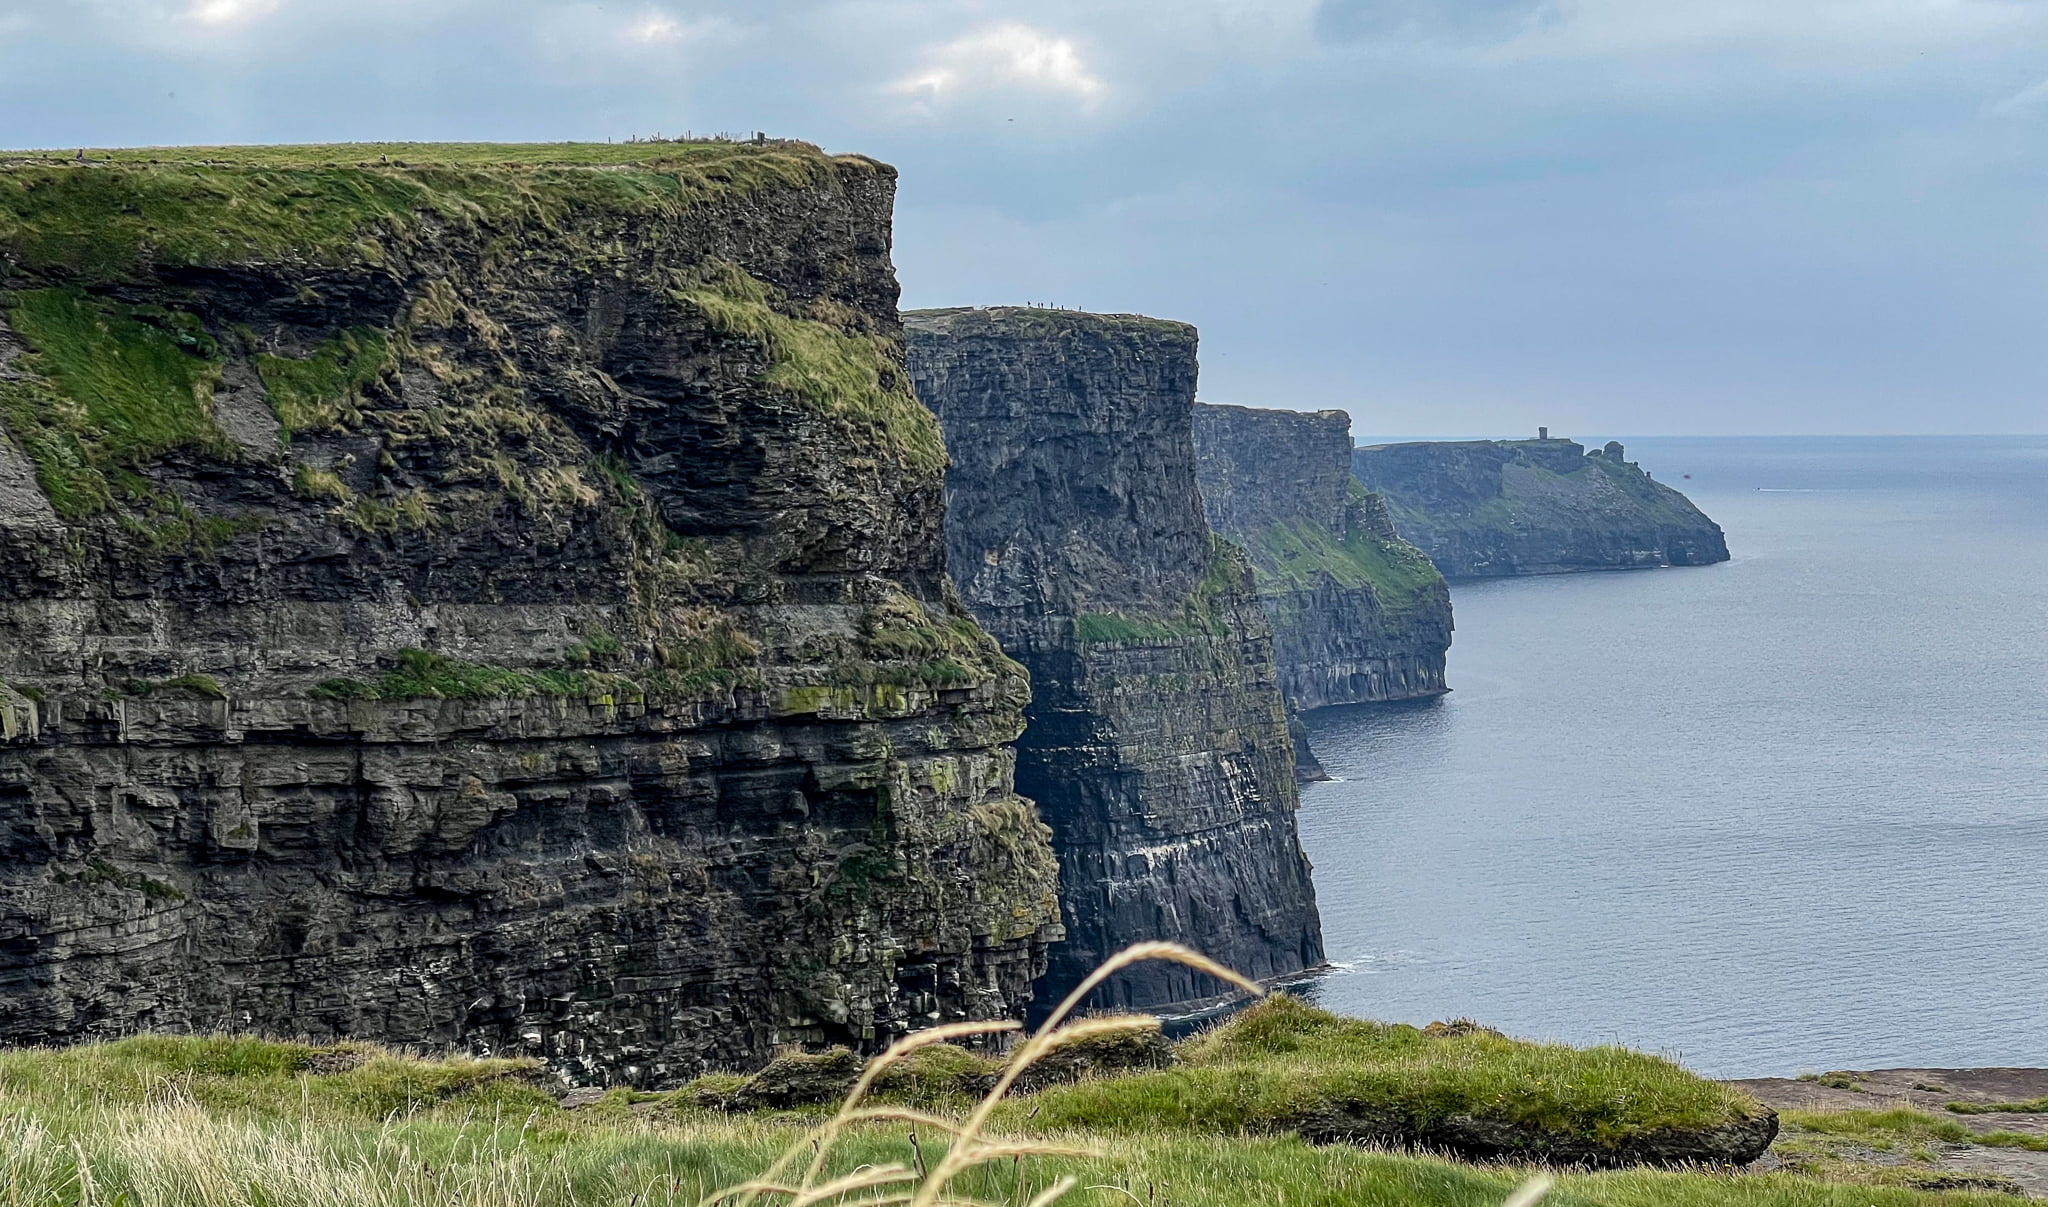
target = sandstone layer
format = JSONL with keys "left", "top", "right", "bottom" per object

{"left": 0, "top": 143, "right": 1060, "bottom": 1084}
{"left": 904, "top": 307, "right": 1323, "bottom": 1011}
{"left": 1193, "top": 404, "right": 1452, "bottom": 711}
{"left": 1352, "top": 438, "right": 1730, "bottom": 579}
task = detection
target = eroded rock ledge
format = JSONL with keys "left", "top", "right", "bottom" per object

{"left": 0, "top": 143, "right": 1060, "bottom": 1084}
{"left": 905, "top": 306, "right": 1323, "bottom": 1012}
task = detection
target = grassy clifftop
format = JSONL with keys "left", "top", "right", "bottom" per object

{"left": 0, "top": 1020, "right": 2024, "bottom": 1207}
{"left": 0, "top": 140, "right": 878, "bottom": 280}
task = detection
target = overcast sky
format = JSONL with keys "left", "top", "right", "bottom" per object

{"left": 2, "top": 0, "right": 2044, "bottom": 435}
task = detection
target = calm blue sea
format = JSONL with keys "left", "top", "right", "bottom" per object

{"left": 1297, "top": 436, "right": 2048, "bottom": 1078}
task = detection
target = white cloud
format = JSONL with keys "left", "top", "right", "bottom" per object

{"left": 889, "top": 22, "right": 1106, "bottom": 107}
{"left": 185, "top": 0, "right": 280, "bottom": 25}
{"left": 1989, "top": 75, "right": 2048, "bottom": 117}
{"left": 624, "top": 9, "right": 702, "bottom": 45}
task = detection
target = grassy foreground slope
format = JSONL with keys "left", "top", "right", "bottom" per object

{"left": 0, "top": 1030, "right": 2028, "bottom": 1207}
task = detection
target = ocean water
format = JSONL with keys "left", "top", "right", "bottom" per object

{"left": 1296, "top": 436, "right": 2048, "bottom": 1078}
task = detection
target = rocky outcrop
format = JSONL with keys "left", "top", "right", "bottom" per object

{"left": 904, "top": 307, "right": 1323, "bottom": 1011}
{"left": 1351, "top": 438, "right": 1729, "bottom": 579}
{"left": 0, "top": 144, "right": 1061, "bottom": 1085}
{"left": 1193, "top": 404, "right": 1452, "bottom": 711}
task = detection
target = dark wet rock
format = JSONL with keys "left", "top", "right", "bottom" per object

{"left": 1290, "top": 1101, "right": 1780, "bottom": 1169}
{"left": 727, "top": 1046, "right": 864, "bottom": 1111}
{"left": 1352, "top": 437, "right": 1730, "bottom": 579}
{"left": 905, "top": 307, "right": 1323, "bottom": 1013}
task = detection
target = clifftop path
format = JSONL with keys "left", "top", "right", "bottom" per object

{"left": 0, "top": 143, "right": 1060, "bottom": 1084}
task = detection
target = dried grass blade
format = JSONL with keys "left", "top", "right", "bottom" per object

{"left": 1034, "top": 943, "right": 1262, "bottom": 1040}
{"left": 1022, "top": 1176, "right": 1080, "bottom": 1207}
{"left": 1502, "top": 1173, "right": 1555, "bottom": 1207}
{"left": 788, "top": 1165, "right": 920, "bottom": 1207}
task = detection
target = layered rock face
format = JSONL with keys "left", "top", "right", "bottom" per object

{"left": 1193, "top": 404, "right": 1452, "bottom": 711}
{"left": 0, "top": 144, "right": 1060, "bottom": 1084}
{"left": 904, "top": 307, "right": 1323, "bottom": 1009}
{"left": 1352, "top": 438, "right": 1730, "bottom": 579}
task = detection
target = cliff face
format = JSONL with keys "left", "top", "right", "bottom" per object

{"left": 1192, "top": 404, "right": 1452, "bottom": 710}
{"left": 1352, "top": 438, "right": 1730, "bottom": 579}
{"left": 0, "top": 144, "right": 1060, "bottom": 1084}
{"left": 904, "top": 308, "right": 1323, "bottom": 1010}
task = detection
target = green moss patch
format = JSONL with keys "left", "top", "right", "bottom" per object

{"left": 0, "top": 1034, "right": 553, "bottom": 1123}
{"left": 0, "top": 287, "right": 230, "bottom": 518}
{"left": 313, "top": 648, "right": 598, "bottom": 702}
{"left": 1008, "top": 996, "right": 1758, "bottom": 1152}
{"left": 675, "top": 263, "right": 945, "bottom": 475}
{"left": 1248, "top": 514, "right": 1445, "bottom": 616}
{"left": 255, "top": 326, "right": 394, "bottom": 440}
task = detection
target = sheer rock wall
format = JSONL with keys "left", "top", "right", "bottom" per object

{"left": 904, "top": 308, "right": 1323, "bottom": 1010}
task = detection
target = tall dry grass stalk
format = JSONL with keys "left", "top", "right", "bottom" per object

{"left": 702, "top": 942, "right": 1552, "bottom": 1207}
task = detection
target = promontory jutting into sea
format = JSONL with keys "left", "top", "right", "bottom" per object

{"left": 2, "top": 139, "right": 2043, "bottom": 1202}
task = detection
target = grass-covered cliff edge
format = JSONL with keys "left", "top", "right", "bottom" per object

{"left": 1194, "top": 403, "right": 1453, "bottom": 710}
{"left": 1, "top": 992, "right": 2032, "bottom": 1207}
{"left": 0, "top": 142, "right": 1060, "bottom": 1081}
{"left": 1352, "top": 437, "right": 1730, "bottom": 579}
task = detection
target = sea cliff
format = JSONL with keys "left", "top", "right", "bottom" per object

{"left": 1193, "top": 403, "right": 1452, "bottom": 710}
{"left": 904, "top": 307, "right": 1323, "bottom": 1011}
{"left": 0, "top": 143, "right": 1061, "bottom": 1084}
{"left": 1352, "top": 437, "right": 1729, "bottom": 578}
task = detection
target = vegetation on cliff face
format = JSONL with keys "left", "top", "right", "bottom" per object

{"left": 675, "top": 262, "right": 946, "bottom": 474}
{"left": 0, "top": 286, "right": 234, "bottom": 518}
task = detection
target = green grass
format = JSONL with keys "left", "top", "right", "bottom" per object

{"left": 1006, "top": 997, "right": 1756, "bottom": 1151}
{"left": 312, "top": 648, "right": 597, "bottom": 702}
{"left": 254, "top": 326, "right": 395, "bottom": 440}
{"left": 0, "top": 286, "right": 231, "bottom": 517}
{"left": 1948, "top": 1098, "right": 2048, "bottom": 1115}
{"left": 674, "top": 262, "right": 946, "bottom": 475}
{"left": 1247, "top": 512, "right": 1446, "bottom": 615}
{"left": 1785, "top": 1108, "right": 2048, "bottom": 1152}
{"left": 904, "top": 305, "right": 1195, "bottom": 342}
{"left": 0, "top": 1033, "right": 2029, "bottom": 1207}
{"left": 311, "top": 643, "right": 771, "bottom": 705}
{"left": 0, "top": 142, "right": 870, "bottom": 282}
{"left": 121, "top": 674, "right": 228, "bottom": 700}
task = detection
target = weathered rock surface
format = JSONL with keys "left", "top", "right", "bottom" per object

{"left": 905, "top": 307, "right": 1323, "bottom": 1012}
{"left": 0, "top": 144, "right": 1060, "bottom": 1085}
{"left": 1290, "top": 1100, "right": 1780, "bottom": 1169}
{"left": 1193, "top": 404, "right": 1452, "bottom": 712}
{"left": 1352, "top": 437, "right": 1730, "bottom": 579}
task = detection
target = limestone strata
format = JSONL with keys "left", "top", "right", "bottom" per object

{"left": 1352, "top": 438, "right": 1730, "bottom": 579}
{"left": 1193, "top": 404, "right": 1452, "bottom": 711}
{"left": 904, "top": 307, "right": 1322, "bottom": 1010}
{"left": 0, "top": 145, "right": 1060, "bottom": 1084}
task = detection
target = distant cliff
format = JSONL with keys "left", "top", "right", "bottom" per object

{"left": 1193, "top": 404, "right": 1451, "bottom": 711}
{"left": 905, "top": 307, "right": 1323, "bottom": 1011}
{"left": 0, "top": 143, "right": 1061, "bottom": 1084}
{"left": 1352, "top": 438, "right": 1730, "bottom": 579}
